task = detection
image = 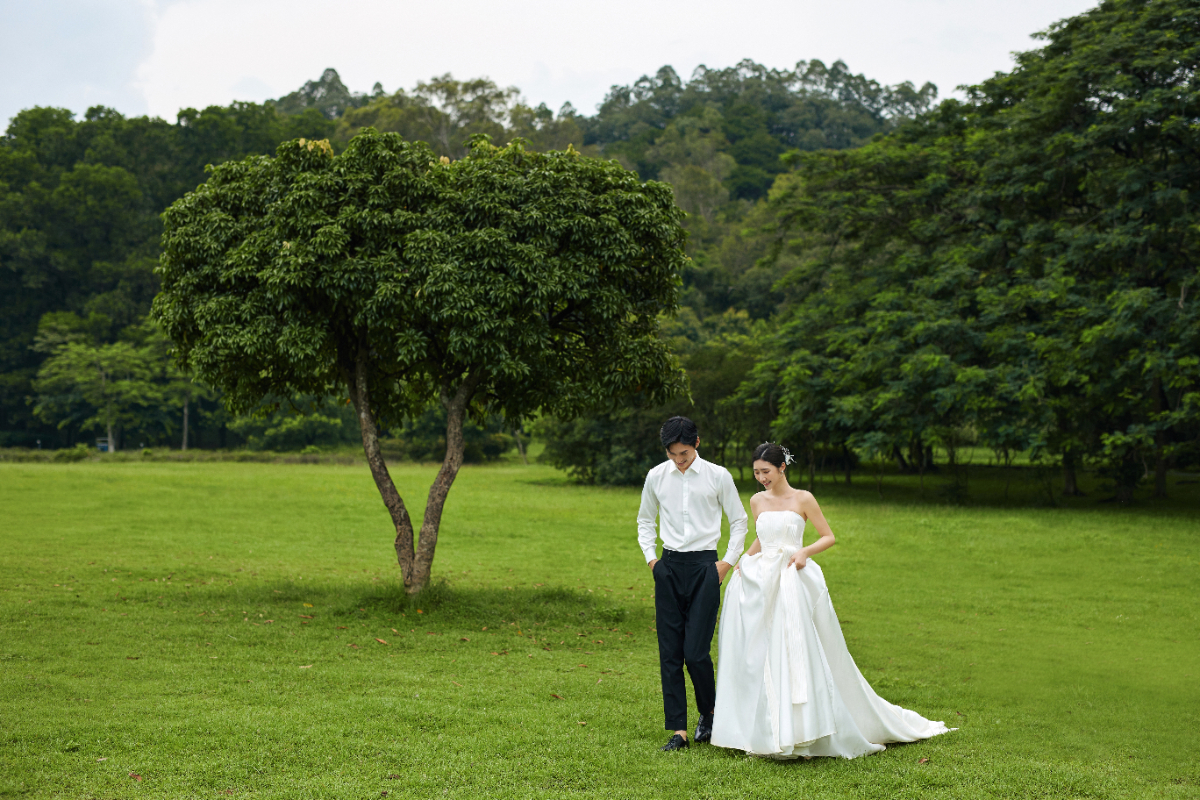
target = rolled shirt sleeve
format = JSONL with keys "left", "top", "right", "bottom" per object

{"left": 636, "top": 478, "right": 660, "bottom": 564}
{"left": 718, "top": 468, "right": 748, "bottom": 567}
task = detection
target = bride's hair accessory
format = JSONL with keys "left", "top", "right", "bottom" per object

{"left": 752, "top": 442, "right": 793, "bottom": 469}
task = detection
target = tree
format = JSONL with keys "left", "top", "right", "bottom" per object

{"left": 32, "top": 340, "right": 157, "bottom": 450}
{"left": 747, "top": 0, "right": 1200, "bottom": 502}
{"left": 538, "top": 403, "right": 675, "bottom": 485}
{"left": 0, "top": 101, "right": 332, "bottom": 447}
{"left": 154, "top": 132, "right": 687, "bottom": 592}
{"left": 964, "top": 0, "right": 1200, "bottom": 498}
{"left": 540, "top": 309, "right": 771, "bottom": 484}
{"left": 335, "top": 76, "right": 516, "bottom": 159}
{"left": 268, "top": 68, "right": 375, "bottom": 120}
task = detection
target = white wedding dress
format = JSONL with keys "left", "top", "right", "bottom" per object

{"left": 712, "top": 510, "right": 952, "bottom": 758}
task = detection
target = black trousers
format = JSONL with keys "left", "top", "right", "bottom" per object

{"left": 653, "top": 549, "right": 720, "bottom": 731}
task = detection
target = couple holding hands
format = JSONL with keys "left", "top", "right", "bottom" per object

{"left": 637, "top": 416, "right": 951, "bottom": 758}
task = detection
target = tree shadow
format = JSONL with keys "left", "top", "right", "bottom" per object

{"left": 188, "top": 579, "right": 643, "bottom": 629}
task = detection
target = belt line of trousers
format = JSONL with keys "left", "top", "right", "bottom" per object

{"left": 653, "top": 549, "right": 720, "bottom": 731}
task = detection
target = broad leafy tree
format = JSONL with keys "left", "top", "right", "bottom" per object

{"left": 748, "top": 0, "right": 1200, "bottom": 501}
{"left": 154, "top": 133, "right": 687, "bottom": 591}
{"left": 32, "top": 340, "right": 157, "bottom": 450}
{"left": 966, "top": 0, "right": 1200, "bottom": 498}
{"left": 0, "top": 101, "right": 332, "bottom": 447}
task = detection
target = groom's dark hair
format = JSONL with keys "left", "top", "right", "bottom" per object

{"left": 660, "top": 416, "right": 699, "bottom": 449}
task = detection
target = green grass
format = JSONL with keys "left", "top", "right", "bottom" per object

{"left": 1, "top": 461, "right": 1197, "bottom": 799}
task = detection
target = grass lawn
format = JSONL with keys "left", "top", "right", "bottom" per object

{"left": 1, "top": 459, "right": 1197, "bottom": 799}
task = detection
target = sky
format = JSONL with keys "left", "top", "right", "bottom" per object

{"left": 2, "top": 0, "right": 1101, "bottom": 127}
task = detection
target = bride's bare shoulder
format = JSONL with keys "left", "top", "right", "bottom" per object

{"left": 792, "top": 488, "right": 816, "bottom": 515}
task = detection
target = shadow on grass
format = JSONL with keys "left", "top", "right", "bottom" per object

{"left": 359, "top": 581, "right": 639, "bottom": 627}
{"left": 186, "top": 579, "right": 642, "bottom": 629}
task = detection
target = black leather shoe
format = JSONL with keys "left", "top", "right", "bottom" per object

{"left": 694, "top": 715, "right": 713, "bottom": 743}
{"left": 660, "top": 733, "right": 689, "bottom": 751}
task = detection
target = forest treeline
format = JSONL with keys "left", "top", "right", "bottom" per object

{"left": 0, "top": 56, "right": 930, "bottom": 455}
{"left": 2, "top": 0, "right": 1197, "bottom": 501}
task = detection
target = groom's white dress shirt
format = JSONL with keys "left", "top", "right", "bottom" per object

{"left": 637, "top": 455, "right": 748, "bottom": 567}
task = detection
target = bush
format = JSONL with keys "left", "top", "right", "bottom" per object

{"left": 52, "top": 444, "right": 91, "bottom": 463}
{"left": 536, "top": 406, "right": 670, "bottom": 485}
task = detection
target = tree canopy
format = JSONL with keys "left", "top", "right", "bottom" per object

{"left": 154, "top": 132, "right": 687, "bottom": 590}
{"left": 9, "top": 3, "right": 1195, "bottom": 507}
{"left": 1, "top": 60, "right": 920, "bottom": 453}
{"left": 747, "top": 0, "right": 1200, "bottom": 500}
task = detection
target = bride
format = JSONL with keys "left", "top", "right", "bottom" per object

{"left": 712, "top": 443, "right": 952, "bottom": 758}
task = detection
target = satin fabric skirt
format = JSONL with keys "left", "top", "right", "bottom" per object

{"left": 712, "top": 551, "right": 952, "bottom": 759}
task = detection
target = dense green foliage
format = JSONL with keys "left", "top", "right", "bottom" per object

{"left": 746, "top": 0, "right": 1200, "bottom": 501}
{"left": 0, "top": 59, "right": 921, "bottom": 456}
{"left": 0, "top": 103, "right": 333, "bottom": 447}
{"left": 154, "top": 134, "right": 686, "bottom": 428}
{"left": 538, "top": 309, "right": 770, "bottom": 484}
{"left": 2, "top": 460, "right": 1197, "bottom": 797}
{"left": 6, "top": 0, "right": 1197, "bottom": 507}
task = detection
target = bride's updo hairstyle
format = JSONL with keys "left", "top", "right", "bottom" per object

{"left": 752, "top": 442, "right": 789, "bottom": 470}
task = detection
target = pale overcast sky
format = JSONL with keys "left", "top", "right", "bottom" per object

{"left": 3, "top": 0, "right": 1100, "bottom": 128}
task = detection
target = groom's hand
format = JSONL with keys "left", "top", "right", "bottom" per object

{"left": 648, "top": 558, "right": 658, "bottom": 571}
{"left": 716, "top": 561, "right": 732, "bottom": 583}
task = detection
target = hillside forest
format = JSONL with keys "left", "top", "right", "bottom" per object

{"left": 1, "top": 0, "right": 1196, "bottom": 502}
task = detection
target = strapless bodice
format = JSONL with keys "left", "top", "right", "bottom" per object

{"left": 754, "top": 510, "right": 805, "bottom": 553}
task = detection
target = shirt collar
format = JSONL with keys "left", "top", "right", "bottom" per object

{"left": 668, "top": 454, "right": 705, "bottom": 477}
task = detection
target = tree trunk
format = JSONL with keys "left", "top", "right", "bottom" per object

{"left": 104, "top": 383, "right": 117, "bottom": 450}
{"left": 181, "top": 398, "right": 190, "bottom": 451}
{"left": 513, "top": 426, "right": 527, "bottom": 465}
{"left": 807, "top": 444, "right": 815, "bottom": 491}
{"left": 1153, "top": 436, "right": 1168, "bottom": 499}
{"left": 918, "top": 441, "right": 926, "bottom": 494}
{"left": 1062, "top": 449, "right": 1082, "bottom": 497}
{"left": 347, "top": 347, "right": 418, "bottom": 592}
{"left": 412, "top": 372, "right": 483, "bottom": 592}
{"left": 946, "top": 436, "right": 957, "bottom": 486}
{"left": 842, "top": 444, "right": 851, "bottom": 485}
{"left": 1153, "top": 377, "right": 1168, "bottom": 499}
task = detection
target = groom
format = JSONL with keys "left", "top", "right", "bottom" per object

{"left": 637, "top": 416, "right": 748, "bottom": 751}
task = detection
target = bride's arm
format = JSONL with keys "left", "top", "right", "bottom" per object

{"left": 788, "top": 492, "right": 835, "bottom": 570}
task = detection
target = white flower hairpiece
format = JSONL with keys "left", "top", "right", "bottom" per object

{"left": 761, "top": 441, "right": 795, "bottom": 466}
